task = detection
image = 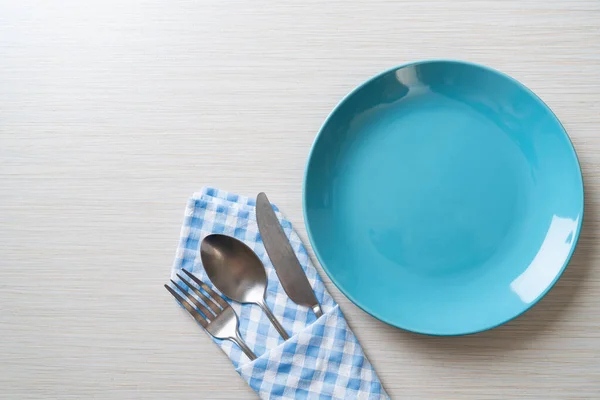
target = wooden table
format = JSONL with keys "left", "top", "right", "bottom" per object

{"left": 2, "top": 1, "right": 599, "bottom": 398}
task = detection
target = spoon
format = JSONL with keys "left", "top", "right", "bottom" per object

{"left": 200, "top": 234, "right": 290, "bottom": 340}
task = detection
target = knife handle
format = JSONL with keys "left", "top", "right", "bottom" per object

{"left": 312, "top": 303, "right": 324, "bottom": 318}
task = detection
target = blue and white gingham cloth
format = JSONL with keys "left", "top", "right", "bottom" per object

{"left": 171, "top": 187, "right": 389, "bottom": 399}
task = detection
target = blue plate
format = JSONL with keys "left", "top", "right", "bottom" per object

{"left": 303, "top": 60, "right": 584, "bottom": 335}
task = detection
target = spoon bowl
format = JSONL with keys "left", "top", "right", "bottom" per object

{"left": 200, "top": 234, "right": 290, "bottom": 340}
{"left": 201, "top": 234, "right": 266, "bottom": 304}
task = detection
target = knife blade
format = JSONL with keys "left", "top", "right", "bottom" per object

{"left": 256, "top": 192, "right": 323, "bottom": 317}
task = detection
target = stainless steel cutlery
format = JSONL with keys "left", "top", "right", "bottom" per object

{"left": 200, "top": 233, "right": 290, "bottom": 340}
{"left": 256, "top": 192, "right": 323, "bottom": 317}
{"left": 164, "top": 270, "right": 257, "bottom": 360}
{"left": 166, "top": 192, "right": 322, "bottom": 351}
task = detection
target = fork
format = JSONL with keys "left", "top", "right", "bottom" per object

{"left": 164, "top": 269, "right": 257, "bottom": 360}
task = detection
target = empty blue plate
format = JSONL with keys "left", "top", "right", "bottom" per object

{"left": 303, "top": 60, "right": 583, "bottom": 335}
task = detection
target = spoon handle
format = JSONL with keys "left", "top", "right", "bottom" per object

{"left": 257, "top": 299, "right": 290, "bottom": 340}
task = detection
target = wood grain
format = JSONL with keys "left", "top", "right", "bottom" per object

{"left": 1, "top": 0, "right": 599, "bottom": 398}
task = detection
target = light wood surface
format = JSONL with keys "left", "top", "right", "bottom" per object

{"left": 1, "top": 1, "right": 600, "bottom": 398}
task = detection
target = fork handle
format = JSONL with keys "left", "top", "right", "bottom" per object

{"left": 257, "top": 299, "right": 290, "bottom": 340}
{"left": 232, "top": 334, "right": 257, "bottom": 361}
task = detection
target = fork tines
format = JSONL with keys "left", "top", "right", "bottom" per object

{"left": 164, "top": 270, "right": 228, "bottom": 327}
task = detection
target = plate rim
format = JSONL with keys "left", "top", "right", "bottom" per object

{"left": 302, "top": 59, "right": 585, "bottom": 336}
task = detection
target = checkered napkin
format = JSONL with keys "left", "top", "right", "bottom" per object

{"left": 171, "top": 187, "right": 389, "bottom": 399}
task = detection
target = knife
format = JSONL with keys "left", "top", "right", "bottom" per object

{"left": 256, "top": 192, "right": 323, "bottom": 317}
